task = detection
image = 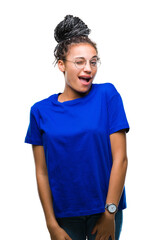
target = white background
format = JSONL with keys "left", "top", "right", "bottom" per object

{"left": 0, "top": 0, "right": 154, "bottom": 239}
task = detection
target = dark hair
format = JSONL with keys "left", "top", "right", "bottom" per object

{"left": 53, "top": 15, "right": 98, "bottom": 65}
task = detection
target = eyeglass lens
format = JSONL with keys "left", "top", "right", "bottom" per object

{"left": 75, "top": 58, "right": 100, "bottom": 68}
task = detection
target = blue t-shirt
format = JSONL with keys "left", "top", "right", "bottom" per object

{"left": 24, "top": 82, "right": 130, "bottom": 218}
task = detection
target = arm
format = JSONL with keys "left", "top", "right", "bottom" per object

{"left": 32, "top": 145, "right": 59, "bottom": 230}
{"left": 32, "top": 145, "right": 72, "bottom": 240}
{"left": 91, "top": 130, "right": 128, "bottom": 240}
{"left": 106, "top": 129, "right": 128, "bottom": 209}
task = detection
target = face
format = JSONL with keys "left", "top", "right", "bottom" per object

{"left": 58, "top": 43, "right": 98, "bottom": 94}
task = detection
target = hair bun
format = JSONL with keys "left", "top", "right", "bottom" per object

{"left": 54, "top": 15, "right": 91, "bottom": 43}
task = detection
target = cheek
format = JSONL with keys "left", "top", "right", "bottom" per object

{"left": 66, "top": 69, "right": 80, "bottom": 81}
{"left": 93, "top": 69, "right": 97, "bottom": 75}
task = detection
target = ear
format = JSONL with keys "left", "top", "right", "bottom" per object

{"left": 58, "top": 60, "right": 65, "bottom": 73}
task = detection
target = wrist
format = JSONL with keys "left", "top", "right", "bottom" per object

{"left": 46, "top": 219, "right": 59, "bottom": 230}
{"left": 105, "top": 203, "right": 118, "bottom": 214}
{"left": 104, "top": 209, "right": 115, "bottom": 219}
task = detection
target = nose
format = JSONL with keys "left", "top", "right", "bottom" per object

{"left": 83, "top": 60, "right": 92, "bottom": 72}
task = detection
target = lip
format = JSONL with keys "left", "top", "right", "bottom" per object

{"left": 78, "top": 75, "right": 92, "bottom": 86}
{"left": 78, "top": 78, "right": 92, "bottom": 86}
{"left": 78, "top": 75, "right": 92, "bottom": 79}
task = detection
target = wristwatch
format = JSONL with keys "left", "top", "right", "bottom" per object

{"left": 105, "top": 203, "right": 118, "bottom": 214}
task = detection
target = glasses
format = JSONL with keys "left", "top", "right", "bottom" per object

{"left": 63, "top": 57, "right": 101, "bottom": 69}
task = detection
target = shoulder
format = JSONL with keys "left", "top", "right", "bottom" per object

{"left": 94, "top": 82, "right": 119, "bottom": 100}
{"left": 30, "top": 94, "right": 54, "bottom": 112}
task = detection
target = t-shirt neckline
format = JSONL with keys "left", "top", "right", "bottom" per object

{"left": 51, "top": 83, "right": 96, "bottom": 106}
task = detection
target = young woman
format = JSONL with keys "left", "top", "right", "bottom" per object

{"left": 25, "top": 15, "right": 130, "bottom": 240}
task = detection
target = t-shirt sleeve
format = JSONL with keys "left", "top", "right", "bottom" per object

{"left": 24, "top": 105, "right": 43, "bottom": 145}
{"left": 107, "top": 91, "right": 130, "bottom": 135}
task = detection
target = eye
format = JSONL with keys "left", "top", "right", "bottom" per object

{"left": 90, "top": 61, "right": 97, "bottom": 66}
{"left": 75, "top": 60, "right": 85, "bottom": 65}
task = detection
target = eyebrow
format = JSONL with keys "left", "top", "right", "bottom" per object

{"left": 75, "top": 55, "right": 98, "bottom": 60}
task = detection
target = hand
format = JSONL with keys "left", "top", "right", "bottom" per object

{"left": 91, "top": 210, "right": 115, "bottom": 240}
{"left": 48, "top": 224, "right": 72, "bottom": 240}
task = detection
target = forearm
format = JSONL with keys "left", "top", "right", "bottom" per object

{"left": 106, "top": 157, "right": 128, "bottom": 207}
{"left": 36, "top": 172, "right": 59, "bottom": 229}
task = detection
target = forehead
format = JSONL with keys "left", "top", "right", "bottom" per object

{"left": 66, "top": 43, "right": 97, "bottom": 59}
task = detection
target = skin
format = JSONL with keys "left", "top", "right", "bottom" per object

{"left": 57, "top": 43, "right": 97, "bottom": 102}
{"left": 32, "top": 43, "right": 128, "bottom": 240}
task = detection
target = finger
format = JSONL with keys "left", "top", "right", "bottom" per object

{"left": 101, "top": 233, "right": 113, "bottom": 240}
{"left": 94, "top": 234, "right": 98, "bottom": 240}
{"left": 95, "top": 233, "right": 104, "bottom": 240}
{"left": 99, "top": 235, "right": 108, "bottom": 240}
{"left": 65, "top": 234, "right": 72, "bottom": 240}
{"left": 91, "top": 226, "right": 97, "bottom": 235}
{"left": 111, "top": 233, "right": 115, "bottom": 240}
{"left": 99, "top": 236, "right": 106, "bottom": 240}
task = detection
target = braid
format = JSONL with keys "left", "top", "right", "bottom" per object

{"left": 53, "top": 15, "right": 98, "bottom": 65}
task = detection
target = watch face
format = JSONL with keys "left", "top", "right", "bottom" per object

{"left": 108, "top": 204, "right": 117, "bottom": 213}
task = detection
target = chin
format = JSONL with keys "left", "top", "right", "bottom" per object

{"left": 77, "top": 84, "right": 92, "bottom": 95}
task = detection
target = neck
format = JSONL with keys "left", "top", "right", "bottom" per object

{"left": 59, "top": 84, "right": 92, "bottom": 102}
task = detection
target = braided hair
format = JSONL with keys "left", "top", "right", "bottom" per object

{"left": 53, "top": 15, "right": 98, "bottom": 65}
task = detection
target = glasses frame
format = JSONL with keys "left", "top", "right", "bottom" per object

{"left": 63, "top": 57, "right": 101, "bottom": 69}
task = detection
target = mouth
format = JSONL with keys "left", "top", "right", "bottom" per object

{"left": 78, "top": 76, "right": 92, "bottom": 81}
{"left": 78, "top": 76, "right": 92, "bottom": 85}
